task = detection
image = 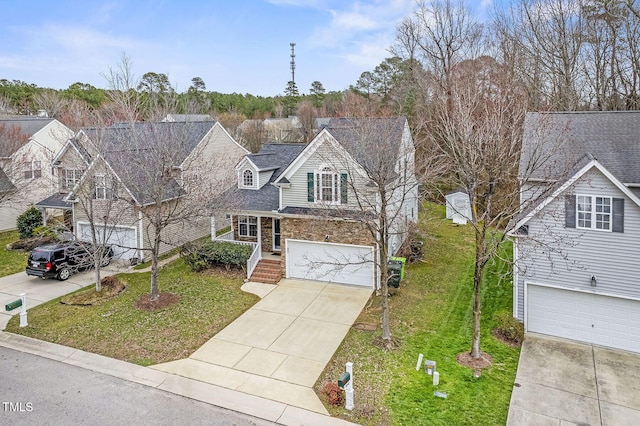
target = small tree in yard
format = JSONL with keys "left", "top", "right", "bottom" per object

{"left": 315, "top": 116, "right": 425, "bottom": 347}
{"left": 424, "top": 56, "right": 567, "bottom": 360}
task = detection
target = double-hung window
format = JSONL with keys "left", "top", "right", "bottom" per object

{"left": 238, "top": 215, "right": 257, "bottom": 237}
{"left": 577, "top": 195, "right": 611, "bottom": 231}
{"left": 64, "top": 169, "right": 83, "bottom": 190}
{"left": 94, "top": 174, "right": 117, "bottom": 200}
{"left": 316, "top": 167, "right": 339, "bottom": 204}
{"left": 24, "top": 160, "right": 42, "bottom": 179}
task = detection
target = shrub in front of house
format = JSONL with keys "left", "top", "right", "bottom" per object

{"left": 181, "top": 241, "right": 254, "bottom": 272}
{"left": 493, "top": 310, "right": 524, "bottom": 344}
{"left": 16, "top": 206, "right": 43, "bottom": 239}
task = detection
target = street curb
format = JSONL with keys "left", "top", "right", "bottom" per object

{"left": 0, "top": 332, "right": 359, "bottom": 426}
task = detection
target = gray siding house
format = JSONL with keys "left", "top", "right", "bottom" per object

{"left": 511, "top": 111, "right": 640, "bottom": 353}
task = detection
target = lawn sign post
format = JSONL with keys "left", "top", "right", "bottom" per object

{"left": 338, "top": 362, "right": 354, "bottom": 410}
{"left": 4, "top": 293, "right": 28, "bottom": 327}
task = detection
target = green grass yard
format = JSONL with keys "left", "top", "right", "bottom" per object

{"left": 4, "top": 205, "right": 519, "bottom": 424}
{"left": 0, "top": 230, "right": 28, "bottom": 277}
{"left": 315, "top": 204, "right": 519, "bottom": 425}
{"left": 5, "top": 261, "right": 258, "bottom": 366}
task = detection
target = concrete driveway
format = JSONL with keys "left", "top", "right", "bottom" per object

{"left": 507, "top": 333, "right": 640, "bottom": 425}
{"left": 152, "top": 278, "right": 372, "bottom": 415}
{"left": 0, "top": 263, "right": 126, "bottom": 330}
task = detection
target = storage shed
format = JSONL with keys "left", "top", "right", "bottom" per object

{"left": 445, "top": 190, "right": 472, "bottom": 225}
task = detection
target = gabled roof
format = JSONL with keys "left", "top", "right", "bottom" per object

{"left": 215, "top": 143, "right": 305, "bottom": 212}
{"left": 278, "top": 116, "right": 409, "bottom": 184}
{"left": 521, "top": 111, "right": 640, "bottom": 184}
{"left": 78, "top": 121, "right": 217, "bottom": 205}
{"left": 0, "top": 118, "right": 55, "bottom": 157}
{"left": 246, "top": 143, "right": 305, "bottom": 175}
{"left": 511, "top": 157, "right": 640, "bottom": 233}
{"left": 322, "top": 117, "right": 407, "bottom": 171}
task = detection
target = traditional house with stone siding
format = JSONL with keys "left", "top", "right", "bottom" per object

{"left": 213, "top": 117, "right": 419, "bottom": 289}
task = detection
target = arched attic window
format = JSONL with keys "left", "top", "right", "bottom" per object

{"left": 243, "top": 169, "right": 254, "bottom": 187}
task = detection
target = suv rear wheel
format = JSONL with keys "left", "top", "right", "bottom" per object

{"left": 57, "top": 268, "right": 70, "bottom": 281}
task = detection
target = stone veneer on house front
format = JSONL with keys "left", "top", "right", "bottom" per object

{"left": 280, "top": 216, "right": 377, "bottom": 277}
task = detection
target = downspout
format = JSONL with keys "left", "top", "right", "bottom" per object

{"left": 138, "top": 210, "right": 144, "bottom": 262}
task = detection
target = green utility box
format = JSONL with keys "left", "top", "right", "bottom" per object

{"left": 388, "top": 260, "right": 402, "bottom": 288}
{"left": 390, "top": 256, "right": 406, "bottom": 279}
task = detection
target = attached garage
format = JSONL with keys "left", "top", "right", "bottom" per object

{"left": 77, "top": 222, "right": 138, "bottom": 260}
{"left": 527, "top": 284, "right": 640, "bottom": 353}
{"left": 286, "top": 239, "right": 374, "bottom": 287}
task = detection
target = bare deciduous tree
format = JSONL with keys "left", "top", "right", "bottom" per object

{"left": 312, "top": 117, "right": 421, "bottom": 346}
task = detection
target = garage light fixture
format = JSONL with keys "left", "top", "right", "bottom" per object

{"left": 591, "top": 275, "right": 597, "bottom": 287}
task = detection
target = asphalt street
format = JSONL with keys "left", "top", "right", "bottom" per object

{"left": 0, "top": 346, "right": 276, "bottom": 426}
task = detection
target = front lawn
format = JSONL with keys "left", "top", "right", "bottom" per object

{"left": 0, "top": 230, "right": 28, "bottom": 277}
{"left": 316, "top": 204, "right": 519, "bottom": 425}
{"left": 5, "top": 260, "right": 258, "bottom": 365}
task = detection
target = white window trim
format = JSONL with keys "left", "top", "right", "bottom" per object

{"left": 95, "top": 174, "right": 108, "bottom": 200}
{"left": 241, "top": 169, "right": 255, "bottom": 189}
{"left": 64, "top": 168, "right": 83, "bottom": 189}
{"left": 238, "top": 215, "right": 258, "bottom": 237}
{"left": 315, "top": 165, "right": 341, "bottom": 205}
{"left": 24, "top": 160, "right": 42, "bottom": 179}
{"left": 576, "top": 194, "right": 612, "bottom": 232}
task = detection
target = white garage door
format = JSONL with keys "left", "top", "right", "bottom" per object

{"left": 286, "top": 239, "right": 374, "bottom": 287}
{"left": 77, "top": 222, "right": 138, "bottom": 260}
{"left": 527, "top": 284, "right": 640, "bottom": 353}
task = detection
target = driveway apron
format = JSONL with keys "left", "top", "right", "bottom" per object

{"left": 152, "top": 279, "right": 372, "bottom": 414}
{"left": 507, "top": 333, "right": 640, "bottom": 425}
{"left": 0, "top": 263, "right": 125, "bottom": 330}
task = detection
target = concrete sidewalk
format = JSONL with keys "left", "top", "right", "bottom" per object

{"left": 507, "top": 333, "right": 640, "bottom": 425}
{"left": 153, "top": 279, "right": 372, "bottom": 415}
{"left": 0, "top": 332, "right": 357, "bottom": 426}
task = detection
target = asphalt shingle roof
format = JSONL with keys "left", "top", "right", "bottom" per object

{"left": 83, "top": 121, "right": 217, "bottom": 205}
{"left": 521, "top": 111, "right": 640, "bottom": 183}
{"left": 214, "top": 143, "right": 305, "bottom": 212}
{"left": 0, "top": 118, "right": 54, "bottom": 157}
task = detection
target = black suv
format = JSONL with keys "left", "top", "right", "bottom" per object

{"left": 26, "top": 242, "right": 114, "bottom": 280}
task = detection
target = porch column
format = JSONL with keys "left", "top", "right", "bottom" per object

{"left": 257, "top": 215, "right": 262, "bottom": 251}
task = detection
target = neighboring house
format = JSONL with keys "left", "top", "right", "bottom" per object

{"left": 162, "top": 114, "right": 214, "bottom": 122}
{"left": 0, "top": 118, "right": 73, "bottom": 231}
{"left": 511, "top": 111, "right": 640, "bottom": 353}
{"left": 263, "top": 117, "right": 303, "bottom": 142}
{"left": 51, "top": 120, "right": 246, "bottom": 261}
{"left": 214, "top": 117, "right": 419, "bottom": 289}
{"left": 445, "top": 190, "right": 472, "bottom": 225}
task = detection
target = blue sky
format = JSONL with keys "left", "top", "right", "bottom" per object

{"left": 0, "top": 0, "right": 496, "bottom": 97}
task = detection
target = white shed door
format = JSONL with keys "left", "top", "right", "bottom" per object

{"left": 527, "top": 285, "right": 640, "bottom": 353}
{"left": 77, "top": 223, "right": 137, "bottom": 260}
{"left": 286, "top": 240, "right": 374, "bottom": 287}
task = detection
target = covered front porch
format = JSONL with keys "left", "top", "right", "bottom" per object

{"left": 35, "top": 193, "right": 73, "bottom": 230}
{"left": 213, "top": 213, "right": 283, "bottom": 283}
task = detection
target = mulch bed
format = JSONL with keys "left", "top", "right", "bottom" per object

{"left": 134, "top": 292, "right": 180, "bottom": 312}
{"left": 456, "top": 351, "right": 494, "bottom": 376}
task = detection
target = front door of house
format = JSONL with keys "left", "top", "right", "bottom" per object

{"left": 273, "top": 219, "right": 281, "bottom": 251}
